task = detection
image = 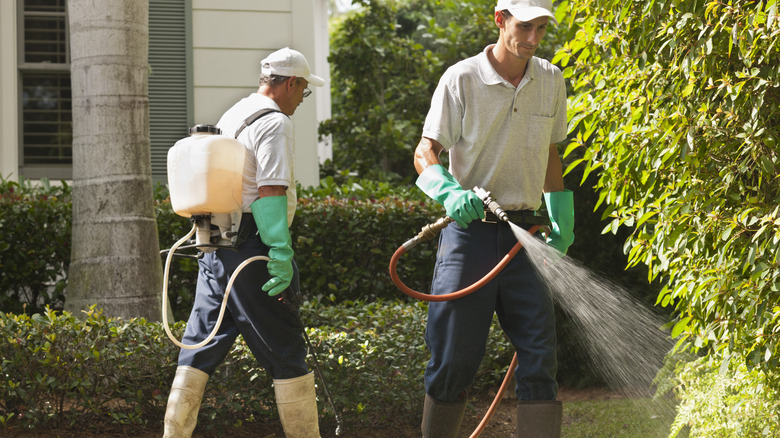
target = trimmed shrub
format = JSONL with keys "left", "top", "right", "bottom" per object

{"left": 1, "top": 177, "right": 625, "bottom": 390}
{"left": 0, "top": 177, "right": 71, "bottom": 315}
{"left": 0, "top": 300, "right": 513, "bottom": 433}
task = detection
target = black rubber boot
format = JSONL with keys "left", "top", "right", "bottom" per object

{"left": 516, "top": 400, "right": 563, "bottom": 438}
{"left": 421, "top": 393, "right": 467, "bottom": 438}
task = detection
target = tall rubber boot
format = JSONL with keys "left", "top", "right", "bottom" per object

{"left": 421, "top": 393, "right": 467, "bottom": 438}
{"left": 516, "top": 400, "right": 563, "bottom": 438}
{"left": 163, "top": 366, "right": 209, "bottom": 438}
{"left": 274, "top": 372, "right": 321, "bottom": 438}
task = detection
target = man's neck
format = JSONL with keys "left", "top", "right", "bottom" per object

{"left": 488, "top": 44, "right": 530, "bottom": 88}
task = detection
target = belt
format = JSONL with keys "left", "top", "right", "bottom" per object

{"left": 483, "top": 209, "right": 550, "bottom": 226}
{"left": 233, "top": 213, "right": 258, "bottom": 247}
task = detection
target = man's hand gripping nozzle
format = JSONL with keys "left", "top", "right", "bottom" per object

{"left": 402, "top": 186, "right": 507, "bottom": 251}
{"left": 472, "top": 186, "right": 508, "bottom": 222}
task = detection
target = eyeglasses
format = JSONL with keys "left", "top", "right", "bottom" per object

{"left": 303, "top": 88, "right": 312, "bottom": 98}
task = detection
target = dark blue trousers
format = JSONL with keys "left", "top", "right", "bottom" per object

{"left": 177, "top": 215, "right": 308, "bottom": 379}
{"left": 424, "top": 220, "right": 558, "bottom": 402}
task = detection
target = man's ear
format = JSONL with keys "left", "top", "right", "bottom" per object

{"left": 494, "top": 11, "right": 504, "bottom": 28}
{"left": 287, "top": 76, "right": 298, "bottom": 92}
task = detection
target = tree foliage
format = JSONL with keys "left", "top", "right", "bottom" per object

{"left": 559, "top": 0, "right": 779, "bottom": 430}
{"left": 321, "top": 0, "right": 503, "bottom": 181}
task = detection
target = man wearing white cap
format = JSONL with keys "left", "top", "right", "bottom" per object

{"left": 163, "top": 47, "right": 325, "bottom": 438}
{"left": 413, "top": 1, "right": 572, "bottom": 437}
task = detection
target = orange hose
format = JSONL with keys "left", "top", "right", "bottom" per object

{"left": 389, "top": 225, "right": 540, "bottom": 302}
{"left": 388, "top": 242, "right": 522, "bottom": 301}
{"left": 388, "top": 224, "right": 540, "bottom": 437}
{"left": 470, "top": 352, "right": 518, "bottom": 438}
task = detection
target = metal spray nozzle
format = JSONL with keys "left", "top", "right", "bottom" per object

{"left": 472, "top": 186, "right": 508, "bottom": 222}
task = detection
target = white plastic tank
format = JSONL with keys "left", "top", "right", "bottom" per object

{"left": 167, "top": 124, "right": 245, "bottom": 217}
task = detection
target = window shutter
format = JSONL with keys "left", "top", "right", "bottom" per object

{"left": 149, "top": 0, "right": 190, "bottom": 183}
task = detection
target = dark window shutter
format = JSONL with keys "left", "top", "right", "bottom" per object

{"left": 149, "top": 0, "right": 191, "bottom": 183}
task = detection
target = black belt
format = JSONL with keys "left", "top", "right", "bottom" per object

{"left": 233, "top": 213, "right": 258, "bottom": 247}
{"left": 483, "top": 210, "right": 550, "bottom": 226}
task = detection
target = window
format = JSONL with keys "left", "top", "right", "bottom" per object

{"left": 19, "top": 0, "right": 72, "bottom": 179}
{"left": 16, "top": 0, "right": 190, "bottom": 181}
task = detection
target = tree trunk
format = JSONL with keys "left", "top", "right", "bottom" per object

{"left": 65, "top": 0, "right": 162, "bottom": 321}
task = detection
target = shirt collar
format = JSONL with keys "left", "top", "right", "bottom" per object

{"left": 478, "top": 44, "right": 538, "bottom": 86}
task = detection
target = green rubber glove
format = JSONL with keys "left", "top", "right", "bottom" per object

{"left": 416, "top": 164, "right": 484, "bottom": 228}
{"left": 250, "top": 196, "right": 294, "bottom": 296}
{"left": 544, "top": 190, "right": 575, "bottom": 255}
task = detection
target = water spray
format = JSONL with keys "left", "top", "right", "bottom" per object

{"left": 388, "top": 186, "right": 544, "bottom": 437}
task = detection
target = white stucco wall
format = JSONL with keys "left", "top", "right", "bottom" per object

{"left": 191, "top": 0, "right": 330, "bottom": 189}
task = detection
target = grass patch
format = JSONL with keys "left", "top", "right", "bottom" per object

{"left": 562, "top": 398, "right": 679, "bottom": 438}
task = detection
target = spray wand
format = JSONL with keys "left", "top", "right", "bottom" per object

{"left": 391, "top": 187, "right": 539, "bottom": 302}
{"left": 388, "top": 187, "right": 540, "bottom": 437}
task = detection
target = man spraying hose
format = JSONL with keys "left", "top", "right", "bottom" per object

{"left": 163, "top": 48, "right": 325, "bottom": 438}
{"left": 413, "top": 1, "right": 574, "bottom": 437}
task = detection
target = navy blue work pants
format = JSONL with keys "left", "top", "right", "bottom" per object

{"left": 424, "top": 220, "right": 558, "bottom": 402}
{"left": 177, "top": 215, "right": 308, "bottom": 380}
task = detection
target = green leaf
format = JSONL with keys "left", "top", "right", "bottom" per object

{"left": 672, "top": 316, "right": 692, "bottom": 339}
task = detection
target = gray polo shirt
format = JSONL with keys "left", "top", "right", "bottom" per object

{"left": 216, "top": 93, "right": 297, "bottom": 225}
{"left": 422, "top": 44, "right": 567, "bottom": 211}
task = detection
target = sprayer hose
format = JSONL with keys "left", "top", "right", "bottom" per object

{"left": 388, "top": 224, "right": 540, "bottom": 438}
{"left": 161, "top": 223, "right": 270, "bottom": 350}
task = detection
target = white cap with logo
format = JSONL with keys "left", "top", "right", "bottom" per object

{"left": 495, "top": 0, "right": 558, "bottom": 25}
{"left": 260, "top": 47, "right": 325, "bottom": 87}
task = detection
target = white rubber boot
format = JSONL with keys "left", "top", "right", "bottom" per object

{"left": 163, "top": 366, "right": 209, "bottom": 438}
{"left": 274, "top": 372, "right": 321, "bottom": 438}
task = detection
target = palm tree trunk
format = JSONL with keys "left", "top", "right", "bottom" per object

{"left": 65, "top": 0, "right": 162, "bottom": 321}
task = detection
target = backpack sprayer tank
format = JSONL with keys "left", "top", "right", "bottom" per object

{"left": 167, "top": 124, "right": 245, "bottom": 251}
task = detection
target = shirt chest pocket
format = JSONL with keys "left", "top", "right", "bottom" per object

{"left": 524, "top": 114, "right": 555, "bottom": 153}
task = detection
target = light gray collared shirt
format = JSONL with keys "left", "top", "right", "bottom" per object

{"left": 422, "top": 44, "right": 567, "bottom": 211}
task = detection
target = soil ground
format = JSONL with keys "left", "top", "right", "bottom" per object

{"left": 3, "top": 386, "right": 624, "bottom": 438}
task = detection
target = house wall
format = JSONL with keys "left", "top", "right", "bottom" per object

{"left": 0, "top": 1, "right": 18, "bottom": 180}
{"left": 0, "top": 0, "right": 330, "bottom": 188}
{"left": 191, "top": 0, "right": 330, "bottom": 188}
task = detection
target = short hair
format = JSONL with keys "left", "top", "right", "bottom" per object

{"left": 258, "top": 74, "right": 307, "bottom": 87}
{"left": 259, "top": 74, "right": 290, "bottom": 87}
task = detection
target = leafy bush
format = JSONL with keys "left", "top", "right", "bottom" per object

{"left": 659, "top": 354, "right": 780, "bottom": 437}
{"left": 2, "top": 175, "right": 631, "bottom": 390}
{"left": 0, "top": 176, "right": 71, "bottom": 315}
{"left": 0, "top": 301, "right": 513, "bottom": 433}
{"left": 293, "top": 189, "right": 441, "bottom": 303}
{"left": 0, "top": 307, "right": 176, "bottom": 430}
{"left": 0, "top": 177, "right": 446, "bottom": 318}
{"left": 560, "top": 0, "right": 779, "bottom": 433}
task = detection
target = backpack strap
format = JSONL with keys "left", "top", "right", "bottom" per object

{"left": 234, "top": 108, "right": 283, "bottom": 139}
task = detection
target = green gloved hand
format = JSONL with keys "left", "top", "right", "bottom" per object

{"left": 416, "top": 164, "right": 484, "bottom": 228}
{"left": 250, "top": 196, "right": 294, "bottom": 296}
{"left": 544, "top": 190, "right": 575, "bottom": 255}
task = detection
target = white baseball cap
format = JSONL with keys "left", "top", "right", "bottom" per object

{"left": 260, "top": 47, "right": 325, "bottom": 87}
{"left": 495, "top": 0, "right": 558, "bottom": 25}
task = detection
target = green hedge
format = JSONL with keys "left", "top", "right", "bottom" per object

{"left": 0, "top": 176, "right": 618, "bottom": 393}
{"left": 0, "top": 300, "right": 512, "bottom": 434}
{"left": 0, "top": 176, "right": 444, "bottom": 318}
{"left": 0, "top": 177, "right": 71, "bottom": 315}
